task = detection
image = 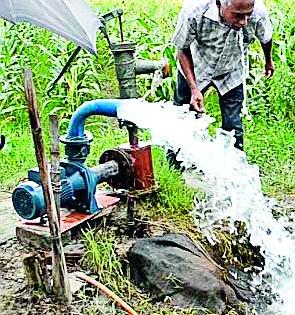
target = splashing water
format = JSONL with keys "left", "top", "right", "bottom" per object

{"left": 117, "top": 100, "right": 295, "bottom": 314}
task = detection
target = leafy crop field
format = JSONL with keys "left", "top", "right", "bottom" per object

{"left": 0, "top": 0, "right": 294, "bottom": 313}
{"left": 0, "top": 0, "right": 294, "bottom": 196}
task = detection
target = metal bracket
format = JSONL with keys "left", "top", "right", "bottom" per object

{"left": 0, "top": 135, "right": 5, "bottom": 150}
{"left": 118, "top": 119, "right": 136, "bottom": 130}
{"left": 100, "top": 8, "right": 123, "bottom": 23}
{"left": 118, "top": 119, "right": 139, "bottom": 147}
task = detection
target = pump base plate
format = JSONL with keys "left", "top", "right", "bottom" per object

{"left": 16, "top": 191, "right": 120, "bottom": 249}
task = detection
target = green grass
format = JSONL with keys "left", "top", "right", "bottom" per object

{"left": 82, "top": 228, "right": 131, "bottom": 292}
{"left": 150, "top": 147, "right": 197, "bottom": 216}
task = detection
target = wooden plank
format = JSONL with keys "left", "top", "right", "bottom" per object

{"left": 16, "top": 226, "right": 71, "bottom": 250}
{"left": 23, "top": 252, "right": 51, "bottom": 293}
{"left": 16, "top": 194, "right": 120, "bottom": 248}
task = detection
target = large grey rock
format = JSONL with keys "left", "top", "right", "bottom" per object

{"left": 127, "top": 234, "right": 250, "bottom": 314}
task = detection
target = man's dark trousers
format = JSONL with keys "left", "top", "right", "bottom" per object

{"left": 174, "top": 71, "right": 244, "bottom": 150}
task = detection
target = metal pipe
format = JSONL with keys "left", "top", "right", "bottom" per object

{"left": 127, "top": 196, "right": 136, "bottom": 236}
{"left": 111, "top": 42, "right": 171, "bottom": 99}
{"left": 62, "top": 99, "right": 137, "bottom": 162}
{"left": 91, "top": 160, "right": 119, "bottom": 181}
{"left": 111, "top": 42, "right": 137, "bottom": 99}
{"left": 127, "top": 124, "right": 139, "bottom": 148}
{"left": 66, "top": 99, "right": 122, "bottom": 139}
{"left": 135, "top": 59, "right": 170, "bottom": 77}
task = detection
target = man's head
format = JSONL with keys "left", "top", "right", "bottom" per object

{"left": 219, "top": 0, "right": 255, "bottom": 30}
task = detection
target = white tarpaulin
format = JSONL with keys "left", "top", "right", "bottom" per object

{"left": 0, "top": 0, "right": 103, "bottom": 54}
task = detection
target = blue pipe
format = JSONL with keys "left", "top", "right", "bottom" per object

{"left": 67, "top": 99, "right": 123, "bottom": 138}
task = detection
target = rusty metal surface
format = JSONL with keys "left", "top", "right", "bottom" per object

{"left": 99, "top": 148, "right": 134, "bottom": 189}
{"left": 16, "top": 193, "right": 120, "bottom": 235}
{"left": 120, "top": 143, "right": 155, "bottom": 191}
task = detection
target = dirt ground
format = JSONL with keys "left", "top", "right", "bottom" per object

{"left": 0, "top": 238, "right": 125, "bottom": 315}
{"left": 0, "top": 192, "right": 17, "bottom": 244}
{"left": 0, "top": 192, "right": 124, "bottom": 315}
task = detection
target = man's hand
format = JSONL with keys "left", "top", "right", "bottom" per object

{"left": 177, "top": 49, "right": 205, "bottom": 112}
{"left": 265, "top": 59, "right": 275, "bottom": 78}
{"left": 190, "top": 88, "right": 205, "bottom": 113}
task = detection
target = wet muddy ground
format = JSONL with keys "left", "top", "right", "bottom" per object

{"left": 0, "top": 193, "right": 127, "bottom": 315}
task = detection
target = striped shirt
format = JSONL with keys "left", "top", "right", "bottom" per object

{"left": 173, "top": 0, "right": 273, "bottom": 95}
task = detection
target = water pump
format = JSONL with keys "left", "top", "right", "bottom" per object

{"left": 12, "top": 158, "right": 127, "bottom": 220}
{"left": 12, "top": 99, "right": 155, "bottom": 221}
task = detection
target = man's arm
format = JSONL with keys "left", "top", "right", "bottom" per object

{"left": 177, "top": 48, "right": 205, "bottom": 112}
{"left": 254, "top": 1, "right": 275, "bottom": 78}
{"left": 261, "top": 39, "right": 275, "bottom": 77}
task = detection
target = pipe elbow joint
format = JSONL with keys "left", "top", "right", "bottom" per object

{"left": 60, "top": 99, "right": 123, "bottom": 162}
{"left": 67, "top": 99, "right": 121, "bottom": 138}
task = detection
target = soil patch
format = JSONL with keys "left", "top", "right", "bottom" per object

{"left": 0, "top": 192, "right": 17, "bottom": 244}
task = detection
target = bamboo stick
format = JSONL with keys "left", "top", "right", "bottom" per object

{"left": 24, "top": 68, "right": 72, "bottom": 304}
{"left": 50, "top": 114, "right": 61, "bottom": 224}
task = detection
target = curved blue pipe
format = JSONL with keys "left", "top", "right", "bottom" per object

{"left": 67, "top": 99, "right": 123, "bottom": 138}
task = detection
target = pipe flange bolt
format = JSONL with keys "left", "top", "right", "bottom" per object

{"left": 60, "top": 131, "right": 93, "bottom": 162}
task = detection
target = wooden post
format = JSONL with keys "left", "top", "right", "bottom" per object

{"left": 50, "top": 114, "right": 61, "bottom": 224}
{"left": 23, "top": 252, "right": 51, "bottom": 293}
{"left": 24, "top": 68, "right": 72, "bottom": 304}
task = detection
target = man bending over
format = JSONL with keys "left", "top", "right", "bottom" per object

{"left": 172, "top": 0, "right": 274, "bottom": 151}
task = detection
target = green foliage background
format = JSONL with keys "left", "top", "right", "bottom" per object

{"left": 0, "top": 0, "right": 294, "bottom": 196}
